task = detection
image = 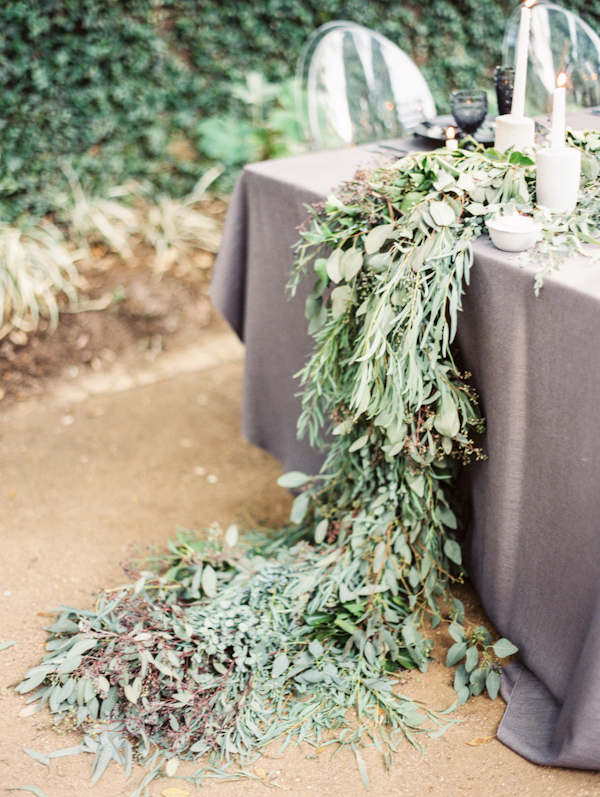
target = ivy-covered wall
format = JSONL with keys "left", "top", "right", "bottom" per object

{"left": 1, "top": 0, "right": 598, "bottom": 222}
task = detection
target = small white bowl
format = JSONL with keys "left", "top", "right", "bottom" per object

{"left": 486, "top": 216, "right": 542, "bottom": 252}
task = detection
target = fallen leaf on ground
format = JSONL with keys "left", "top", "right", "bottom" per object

{"left": 165, "top": 757, "right": 179, "bottom": 777}
{"left": 254, "top": 767, "right": 267, "bottom": 779}
{"left": 23, "top": 748, "right": 50, "bottom": 766}
{"left": 18, "top": 705, "right": 37, "bottom": 718}
{"left": 161, "top": 788, "right": 190, "bottom": 797}
{"left": 467, "top": 735, "right": 495, "bottom": 746}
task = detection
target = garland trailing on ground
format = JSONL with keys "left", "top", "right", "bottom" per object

{"left": 16, "top": 134, "right": 600, "bottom": 794}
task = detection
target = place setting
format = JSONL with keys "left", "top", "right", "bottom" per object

{"left": 413, "top": 88, "right": 495, "bottom": 147}
{"left": 413, "top": 62, "right": 518, "bottom": 149}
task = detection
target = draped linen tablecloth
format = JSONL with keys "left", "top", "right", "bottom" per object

{"left": 211, "top": 136, "right": 600, "bottom": 770}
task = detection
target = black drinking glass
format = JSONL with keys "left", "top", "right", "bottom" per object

{"left": 450, "top": 89, "right": 488, "bottom": 135}
{"left": 494, "top": 65, "right": 515, "bottom": 115}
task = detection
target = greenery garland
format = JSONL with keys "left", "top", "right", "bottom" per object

{"left": 16, "top": 132, "right": 600, "bottom": 793}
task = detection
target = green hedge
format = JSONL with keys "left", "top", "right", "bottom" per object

{"left": 1, "top": 0, "right": 598, "bottom": 222}
{"left": 0, "top": 1, "right": 191, "bottom": 221}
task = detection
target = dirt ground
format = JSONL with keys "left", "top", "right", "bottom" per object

{"left": 0, "top": 249, "right": 216, "bottom": 404}
{"left": 1, "top": 256, "right": 600, "bottom": 797}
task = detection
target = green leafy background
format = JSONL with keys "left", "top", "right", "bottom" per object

{"left": 1, "top": 0, "right": 598, "bottom": 222}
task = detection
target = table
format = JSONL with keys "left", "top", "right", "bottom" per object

{"left": 211, "top": 128, "right": 600, "bottom": 770}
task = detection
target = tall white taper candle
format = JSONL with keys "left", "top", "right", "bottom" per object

{"left": 511, "top": 0, "right": 537, "bottom": 118}
{"left": 552, "top": 72, "right": 567, "bottom": 150}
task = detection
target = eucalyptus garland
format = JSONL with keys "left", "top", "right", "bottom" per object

{"left": 16, "top": 132, "right": 600, "bottom": 794}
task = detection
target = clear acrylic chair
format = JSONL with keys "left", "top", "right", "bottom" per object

{"left": 296, "top": 21, "right": 436, "bottom": 150}
{"left": 503, "top": 1, "right": 600, "bottom": 115}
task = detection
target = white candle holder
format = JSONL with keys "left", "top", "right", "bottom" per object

{"left": 486, "top": 215, "right": 542, "bottom": 252}
{"left": 536, "top": 147, "right": 581, "bottom": 213}
{"left": 494, "top": 114, "right": 535, "bottom": 153}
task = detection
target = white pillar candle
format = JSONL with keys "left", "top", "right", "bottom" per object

{"left": 536, "top": 148, "right": 581, "bottom": 213}
{"left": 494, "top": 115, "right": 535, "bottom": 153}
{"left": 445, "top": 127, "right": 458, "bottom": 150}
{"left": 551, "top": 72, "right": 567, "bottom": 150}
{"left": 511, "top": 0, "right": 537, "bottom": 118}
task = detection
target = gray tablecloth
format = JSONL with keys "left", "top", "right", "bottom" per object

{"left": 211, "top": 139, "right": 600, "bottom": 770}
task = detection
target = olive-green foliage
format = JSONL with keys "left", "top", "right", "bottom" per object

{"left": 1, "top": 0, "right": 599, "bottom": 222}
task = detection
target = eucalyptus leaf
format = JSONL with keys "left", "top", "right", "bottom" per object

{"left": 290, "top": 491, "right": 310, "bottom": 524}
{"left": 457, "top": 685, "right": 471, "bottom": 705}
{"left": 446, "top": 642, "right": 468, "bottom": 668}
{"left": 276, "top": 471, "right": 310, "bottom": 489}
{"left": 508, "top": 151, "right": 534, "bottom": 167}
{"left": 124, "top": 681, "right": 140, "bottom": 704}
{"left": 434, "top": 391, "right": 460, "bottom": 438}
{"left": 47, "top": 617, "right": 79, "bottom": 634}
{"left": 470, "top": 667, "right": 487, "bottom": 697}
{"left": 272, "top": 653, "right": 290, "bottom": 679}
{"left": 190, "top": 565, "right": 203, "bottom": 598}
{"left": 453, "top": 663, "right": 469, "bottom": 692}
{"left": 339, "top": 583, "right": 356, "bottom": 603}
{"left": 330, "top": 285, "right": 352, "bottom": 320}
{"left": 202, "top": 565, "right": 217, "bottom": 598}
{"left": 15, "top": 672, "right": 50, "bottom": 694}
{"left": 46, "top": 745, "right": 88, "bottom": 759}
{"left": 448, "top": 623, "right": 467, "bottom": 644}
{"left": 348, "top": 434, "right": 369, "bottom": 453}
{"left": 90, "top": 742, "right": 115, "bottom": 787}
{"left": 372, "top": 541, "right": 386, "bottom": 573}
{"left": 493, "top": 638, "right": 518, "bottom": 658}
{"left": 486, "top": 669, "right": 501, "bottom": 700}
{"left": 151, "top": 658, "right": 180, "bottom": 681}
{"left": 326, "top": 249, "right": 343, "bottom": 283}
{"left": 354, "top": 748, "right": 370, "bottom": 791}
{"left": 464, "top": 645, "right": 479, "bottom": 673}
{"left": 68, "top": 638, "right": 98, "bottom": 657}
{"left": 364, "top": 223, "right": 394, "bottom": 254}
{"left": 443, "top": 539, "right": 462, "bottom": 566}
{"left": 365, "top": 251, "right": 392, "bottom": 272}
{"left": 400, "top": 191, "right": 425, "bottom": 213}
{"left": 314, "top": 519, "right": 328, "bottom": 544}
{"left": 429, "top": 200, "right": 455, "bottom": 227}
{"left": 23, "top": 748, "right": 50, "bottom": 767}
{"left": 225, "top": 524, "right": 238, "bottom": 548}
{"left": 341, "top": 248, "right": 363, "bottom": 280}
{"left": 437, "top": 504, "right": 457, "bottom": 530}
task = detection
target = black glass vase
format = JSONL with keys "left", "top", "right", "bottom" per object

{"left": 494, "top": 65, "right": 515, "bottom": 116}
